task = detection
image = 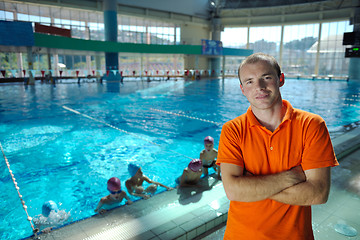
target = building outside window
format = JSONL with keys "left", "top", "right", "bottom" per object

{"left": 283, "top": 23, "right": 318, "bottom": 77}
{"left": 221, "top": 20, "right": 353, "bottom": 78}
{"left": 316, "top": 21, "right": 353, "bottom": 77}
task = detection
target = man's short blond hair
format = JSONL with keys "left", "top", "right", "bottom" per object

{"left": 238, "top": 53, "right": 281, "bottom": 84}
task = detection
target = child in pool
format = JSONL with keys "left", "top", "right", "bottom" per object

{"left": 176, "top": 158, "right": 203, "bottom": 188}
{"left": 200, "top": 136, "right": 220, "bottom": 179}
{"left": 94, "top": 177, "right": 133, "bottom": 214}
{"left": 33, "top": 200, "right": 71, "bottom": 233}
{"left": 125, "top": 163, "right": 174, "bottom": 199}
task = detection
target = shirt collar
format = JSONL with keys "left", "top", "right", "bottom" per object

{"left": 247, "top": 99, "right": 294, "bottom": 127}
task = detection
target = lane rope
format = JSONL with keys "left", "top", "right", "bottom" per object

{"left": 150, "top": 108, "right": 222, "bottom": 126}
{"left": 0, "top": 141, "right": 39, "bottom": 238}
{"left": 62, "top": 105, "right": 193, "bottom": 160}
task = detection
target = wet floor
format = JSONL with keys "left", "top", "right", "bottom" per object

{"left": 201, "top": 148, "right": 360, "bottom": 240}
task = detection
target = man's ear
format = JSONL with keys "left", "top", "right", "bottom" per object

{"left": 240, "top": 83, "right": 245, "bottom": 94}
{"left": 279, "top": 73, "right": 285, "bottom": 87}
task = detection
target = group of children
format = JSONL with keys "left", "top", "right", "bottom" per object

{"left": 95, "top": 135, "right": 220, "bottom": 213}
{"left": 35, "top": 136, "right": 219, "bottom": 229}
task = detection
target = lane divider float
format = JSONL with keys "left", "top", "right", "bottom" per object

{"left": 62, "top": 105, "right": 193, "bottom": 160}
{"left": 150, "top": 108, "right": 222, "bottom": 126}
{"left": 0, "top": 141, "right": 39, "bottom": 238}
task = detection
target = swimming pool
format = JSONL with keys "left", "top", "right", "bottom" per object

{"left": 1, "top": 78, "right": 360, "bottom": 239}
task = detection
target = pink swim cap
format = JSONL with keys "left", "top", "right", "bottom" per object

{"left": 204, "top": 136, "right": 214, "bottom": 144}
{"left": 107, "top": 177, "right": 121, "bottom": 192}
{"left": 188, "top": 159, "right": 202, "bottom": 172}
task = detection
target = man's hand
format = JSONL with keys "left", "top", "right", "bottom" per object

{"left": 288, "top": 165, "right": 306, "bottom": 185}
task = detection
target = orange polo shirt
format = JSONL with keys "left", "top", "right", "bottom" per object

{"left": 216, "top": 100, "right": 338, "bottom": 240}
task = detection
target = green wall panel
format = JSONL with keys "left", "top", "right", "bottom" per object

{"left": 34, "top": 33, "right": 251, "bottom": 56}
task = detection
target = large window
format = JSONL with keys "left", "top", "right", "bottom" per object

{"left": 0, "top": 1, "right": 179, "bottom": 45}
{"left": 118, "top": 17, "right": 177, "bottom": 45}
{"left": 283, "top": 23, "right": 319, "bottom": 76}
{"left": 0, "top": 0, "right": 182, "bottom": 77}
{"left": 0, "top": 1, "right": 15, "bottom": 20}
{"left": 221, "top": 27, "right": 247, "bottom": 49}
{"left": 221, "top": 21, "right": 352, "bottom": 77}
{"left": 118, "top": 54, "right": 184, "bottom": 76}
{"left": 88, "top": 12, "right": 104, "bottom": 41}
{"left": 318, "top": 21, "right": 353, "bottom": 76}
{"left": 250, "top": 26, "right": 282, "bottom": 59}
{"left": 221, "top": 27, "right": 248, "bottom": 72}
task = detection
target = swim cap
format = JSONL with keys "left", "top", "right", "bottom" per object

{"left": 204, "top": 136, "right": 214, "bottom": 144}
{"left": 188, "top": 159, "right": 202, "bottom": 172}
{"left": 107, "top": 177, "right": 121, "bottom": 192}
{"left": 128, "top": 163, "right": 140, "bottom": 177}
{"left": 42, "top": 200, "right": 59, "bottom": 217}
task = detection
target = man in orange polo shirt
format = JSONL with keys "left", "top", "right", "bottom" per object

{"left": 216, "top": 53, "right": 338, "bottom": 240}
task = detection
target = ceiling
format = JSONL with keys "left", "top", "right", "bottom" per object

{"left": 222, "top": 0, "right": 329, "bottom": 9}
{"left": 7, "top": 0, "right": 359, "bottom": 26}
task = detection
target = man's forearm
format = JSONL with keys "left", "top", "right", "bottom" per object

{"left": 270, "top": 167, "right": 331, "bottom": 205}
{"left": 222, "top": 165, "right": 306, "bottom": 202}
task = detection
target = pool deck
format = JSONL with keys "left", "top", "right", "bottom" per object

{"left": 28, "top": 127, "right": 360, "bottom": 240}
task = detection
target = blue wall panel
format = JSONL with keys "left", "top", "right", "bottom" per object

{"left": 0, "top": 21, "right": 34, "bottom": 46}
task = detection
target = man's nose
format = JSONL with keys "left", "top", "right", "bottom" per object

{"left": 256, "top": 78, "right": 266, "bottom": 89}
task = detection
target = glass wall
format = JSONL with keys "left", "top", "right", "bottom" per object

{"left": 250, "top": 26, "right": 282, "bottom": 59}
{"left": 283, "top": 23, "right": 319, "bottom": 76}
{"left": 0, "top": 1, "right": 178, "bottom": 44}
{"left": 0, "top": 0, "right": 182, "bottom": 77}
{"left": 221, "top": 27, "right": 247, "bottom": 72}
{"left": 317, "top": 21, "right": 353, "bottom": 76}
{"left": 0, "top": 52, "right": 18, "bottom": 73}
{"left": 0, "top": 0, "right": 355, "bottom": 78}
{"left": 118, "top": 54, "right": 184, "bottom": 77}
{"left": 222, "top": 21, "right": 353, "bottom": 78}
{"left": 221, "top": 27, "right": 247, "bottom": 49}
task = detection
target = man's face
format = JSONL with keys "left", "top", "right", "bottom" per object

{"left": 239, "top": 61, "right": 284, "bottom": 111}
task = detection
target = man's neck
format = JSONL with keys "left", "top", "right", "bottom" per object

{"left": 252, "top": 99, "right": 286, "bottom": 132}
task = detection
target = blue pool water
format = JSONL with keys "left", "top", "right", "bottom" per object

{"left": 1, "top": 78, "right": 360, "bottom": 239}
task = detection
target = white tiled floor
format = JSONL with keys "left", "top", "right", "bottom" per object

{"left": 30, "top": 175, "right": 228, "bottom": 240}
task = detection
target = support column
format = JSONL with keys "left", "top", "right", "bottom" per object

{"left": 246, "top": 27, "right": 250, "bottom": 49}
{"left": 103, "top": 0, "right": 119, "bottom": 80}
{"left": 86, "top": 55, "right": 91, "bottom": 75}
{"left": 54, "top": 54, "right": 59, "bottom": 76}
{"left": 95, "top": 54, "right": 102, "bottom": 76}
{"left": 17, "top": 52, "right": 23, "bottom": 77}
{"left": 26, "top": 47, "right": 35, "bottom": 85}
{"left": 47, "top": 49, "right": 52, "bottom": 71}
{"left": 195, "top": 56, "right": 199, "bottom": 70}
{"left": 222, "top": 55, "right": 225, "bottom": 79}
{"left": 140, "top": 54, "right": 144, "bottom": 79}
{"left": 279, "top": 25, "right": 284, "bottom": 67}
{"left": 46, "top": 49, "right": 53, "bottom": 81}
{"left": 349, "top": 7, "right": 360, "bottom": 80}
{"left": 211, "top": 17, "right": 222, "bottom": 77}
{"left": 314, "top": 23, "right": 322, "bottom": 76}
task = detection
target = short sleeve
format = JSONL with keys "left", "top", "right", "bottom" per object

{"left": 216, "top": 121, "right": 244, "bottom": 167}
{"left": 301, "top": 116, "right": 338, "bottom": 170}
